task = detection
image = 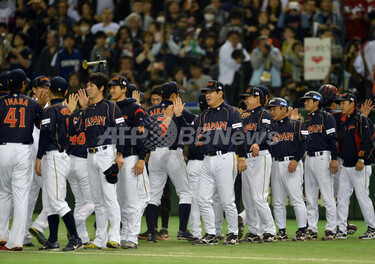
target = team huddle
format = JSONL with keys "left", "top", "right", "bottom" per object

{"left": 0, "top": 68, "right": 374, "bottom": 252}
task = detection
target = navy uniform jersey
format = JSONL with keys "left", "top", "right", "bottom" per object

{"left": 116, "top": 98, "right": 148, "bottom": 160}
{"left": 67, "top": 111, "right": 88, "bottom": 159}
{"left": 181, "top": 102, "right": 246, "bottom": 157}
{"left": 37, "top": 99, "right": 71, "bottom": 159}
{"left": 72, "top": 99, "right": 125, "bottom": 154}
{"left": 340, "top": 108, "right": 374, "bottom": 167}
{"left": 242, "top": 106, "right": 272, "bottom": 152}
{"left": 187, "top": 116, "right": 204, "bottom": 161}
{"left": 146, "top": 100, "right": 196, "bottom": 149}
{"left": 269, "top": 116, "right": 309, "bottom": 161}
{"left": 304, "top": 109, "right": 338, "bottom": 160}
{"left": 0, "top": 92, "right": 42, "bottom": 144}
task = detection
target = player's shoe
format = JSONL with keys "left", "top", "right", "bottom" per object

{"left": 147, "top": 233, "right": 157, "bottom": 243}
{"left": 358, "top": 227, "right": 375, "bottom": 239}
{"left": 177, "top": 230, "right": 198, "bottom": 241}
{"left": 39, "top": 241, "right": 60, "bottom": 251}
{"left": 0, "top": 241, "right": 6, "bottom": 247}
{"left": 63, "top": 237, "right": 82, "bottom": 251}
{"left": 347, "top": 224, "right": 358, "bottom": 235}
{"left": 306, "top": 229, "right": 318, "bottom": 240}
{"left": 223, "top": 233, "right": 238, "bottom": 245}
{"left": 335, "top": 230, "right": 347, "bottom": 240}
{"left": 138, "top": 231, "right": 148, "bottom": 240}
{"left": 261, "top": 233, "right": 275, "bottom": 243}
{"left": 84, "top": 243, "right": 101, "bottom": 249}
{"left": 156, "top": 228, "right": 170, "bottom": 240}
{"left": 23, "top": 242, "right": 35, "bottom": 247}
{"left": 240, "top": 232, "right": 261, "bottom": 243}
{"left": 238, "top": 215, "right": 244, "bottom": 239}
{"left": 292, "top": 231, "right": 307, "bottom": 242}
{"left": 192, "top": 234, "right": 218, "bottom": 245}
{"left": 216, "top": 234, "right": 225, "bottom": 240}
{"left": 83, "top": 240, "right": 93, "bottom": 246}
{"left": 29, "top": 227, "right": 47, "bottom": 246}
{"left": 321, "top": 230, "right": 335, "bottom": 241}
{"left": 121, "top": 240, "right": 138, "bottom": 249}
{"left": 1, "top": 245, "right": 23, "bottom": 251}
{"left": 275, "top": 230, "right": 288, "bottom": 241}
{"left": 106, "top": 241, "right": 120, "bottom": 248}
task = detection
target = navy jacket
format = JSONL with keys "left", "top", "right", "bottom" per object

{"left": 0, "top": 92, "right": 42, "bottom": 144}
{"left": 269, "top": 116, "right": 308, "bottom": 162}
{"left": 340, "top": 108, "right": 374, "bottom": 167}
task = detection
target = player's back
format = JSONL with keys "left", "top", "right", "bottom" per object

{"left": 0, "top": 93, "right": 42, "bottom": 144}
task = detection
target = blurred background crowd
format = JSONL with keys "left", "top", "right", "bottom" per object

{"left": 1, "top": 0, "right": 375, "bottom": 107}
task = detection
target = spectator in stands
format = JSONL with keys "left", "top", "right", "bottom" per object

{"left": 91, "top": 8, "right": 119, "bottom": 37}
{"left": 183, "top": 0, "right": 204, "bottom": 25}
{"left": 251, "top": 24, "right": 281, "bottom": 50}
{"left": 74, "top": 18, "right": 95, "bottom": 60}
{"left": 50, "top": 33, "right": 83, "bottom": 81}
{"left": 321, "top": 28, "right": 343, "bottom": 64}
{"left": 301, "top": 0, "right": 318, "bottom": 38}
{"left": 68, "top": 72, "right": 84, "bottom": 95}
{"left": 37, "top": 30, "right": 58, "bottom": 78}
{"left": 166, "top": 1, "right": 181, "bottom": 24}
{"left": 219, "top": 30, "right": 250, "bottom": 104}
{"left": 197, "top": 5, "right": 221, "bottom": 42}
{"left": 79, "top": 2, "right": 98, "bottom": 25}
{"left": 210, "top": 0, "right": 229, "bottom": 25}
{"left": 250, "top": 35, "right": 283, "bottom": 95}
{"left": 58, "top": 0, "right": 75, "bottom": 29}
{"left": 123, "top": 0, "right": 154, "bottom": 30}
{"left": 0, "top": 23, "right": 12, "bottom": 71}
{"left": 277, "top": 0, "right": 304, "bottom": 39}
{"left": 172, "top": 13, "right": 189, "bottom": 46}
{"left": 186, "top": 61, "right": 211, "bottom": 101}
{"left": 6, "top": 31, "right": 33, "bottom": 80}
{"left": 344, "top": 0, "right": 369, "bottom": 41}
{"left": 37, "top": 4, "right": 58, "bottom": 34}
{"left": 90, "top": 31, "right": 111, "bottom": 76}
{"left": 127, "top": 12, "right": 144, "bottom": 44}
{"left": 169, "top": 67, "right": 188, "bottom": 93}
{"left": 284, "top": 40, "right": 304, "bottom": 83}
{"left": 178, "top": 31, "right": 204, "bottom": 65}
{"left": 281, "top": 26, "right": 297, "bottom": 77}
{"left": 314, "top": 0, "right": 342, "bottom": 44}
{"left": 111, "top": 26, "right": 135, "bottom": 70}
{"left": 231, "top": 49, "right": 252, "bottom": 105}
{"left": 135, "top": 31, "right": 157, "bottom": 74}
{"left": 201, "top": 32, "right": 218, "bottom": 75}
{"left": 219, "top": 9, "right": 247, "bottom": 44}
{"left": 116, "top": 55, "right": 139, "bottom": 85}
{"left": 265, "top": 0, "right": 282, "bottom": 27}
{"left": 13, "top": 10, "right": 39, "bottom": 55}
{"left": 257, "top": 11, "right": 277, "bottom": 38}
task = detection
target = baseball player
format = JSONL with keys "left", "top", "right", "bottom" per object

{"left": 174, "top": 80, "right": 248, "bottom": 245}
{"left": 35, "top": 76, "right": 82, "bottom": 251}
{"left": 268, "top": 98, "right": 309, "bottom": 242}
{"left": 0, "top": 69, "right": 42, "bottom": 251}
{"left": 0, "top": 71, "right": 9, "bottom": 96}
{"left": 239, "top": 87, "right": 276, "bottom": 243}
{"left": 187, "top": 94, "right": 209, "bottom": 239}
{"left": 65, "top": 105, "right": 95, "bottom": 246}
{"left": 72, "top": 72, "right": 125, "bottom": 249}
{"left": 300, "top": 91, "right": 338, "bottom": 241}
{"left": 335, "top": 93, "right": 375, "bottom": 239}
{"left": 144, "top": 81, "right": 196, "bottom": 243}
{"left": 109, "top": 75, "right": 150, "bottom": 249}
{"left": 318, "top": 84, "right": 359, "bottom": 235}
{"left": 25, "top": 76, "right": 51, "bottom": 247}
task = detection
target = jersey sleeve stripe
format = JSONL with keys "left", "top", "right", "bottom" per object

{"left": 134, "top": 108, "right": 145, "bottom": 116}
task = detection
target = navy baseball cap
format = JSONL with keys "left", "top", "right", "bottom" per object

{"left": 109, "top": 75, "right": 129, "bottom": 88}
{"left": 336, "top": 93, "right": 357, "bottom": 104}
{"left": 201, "top": 80, "right": 225, "bottom": 93}
{"left": 300, "top": 91, "right": 323, "bottom": 102}
{"left": 268, "top": 97, "right": 288, "bottom": 108}
{"left": 126, "top": 83, "right": 144, "bottom": 97}
{"left": 32, "top": 75, "right": 50, "bottom": 87}
{"left": 255, "top": 85, "right": 270, "bottom": 96}
{"left": 161, "top": 81, "right": 185, "bottom": 97}
{"left": 240, "top": 87, "right": 264, "bottom": 101}
{"left": 50, "top": 76, "right": 68, "bottom": 93}
{"left": 0, "top": 71, "right": 10, "bottom": 91}
{"left": 9, "top": 69, "right": 30, "bottom": 85}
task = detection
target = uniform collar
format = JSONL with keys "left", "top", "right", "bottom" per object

{"left": 116, "top": 98, "right": 136, "bottom": 107}
{"left": 308, "top": 109, "right": 321, "bottom": 116}
{"left": 91, "top": 98, "right": 104, "bottom": 107}
{"left": 250, "top": 105, "right": 263, "bottom": 114}
{"left": 160, "top": 100, "right": 173, "bottom": 107}
{"left": 211, "top": 102, "right": 225, "bottom": 111}
{"left": 50, "top": 98, "right": 64, "bottom": 104}
{"left": 278, "top": 116, "right": 289, "bottom": 124}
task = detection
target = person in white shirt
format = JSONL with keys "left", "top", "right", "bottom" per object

{"left": 91, "top": 8, "right": 119, "bottom": 37}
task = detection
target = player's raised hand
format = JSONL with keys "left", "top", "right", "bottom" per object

{"left": 289, "top": 107, "right": 301, "bottom": 120}
{"left": 250, "top": 143, "right": 260, "bottom": 157}
{"left": 77, "top": 89, "right": 89, "bottom": 109}
{"left": 360, "top": 99, "right": 374, "bottom": 117}
{"left": 329, "top": 159, "right": 339, "bottom": 174}
{"left": 288, "top": 159, "right": 298, "bottom": 173}
{"left": 173, "top": 97, "right": 185, "bottom": 117}
{"left": 35, "top": 158, "right": 42, "bottom": 176}
{"left": 132, "top": 90, "right": 141, "bottom": 104}
{"left": 36, "top": 89, "right": 50, "bottom": 108}
{"left": 65, "top": 93, "right": 79, "bottom": 113}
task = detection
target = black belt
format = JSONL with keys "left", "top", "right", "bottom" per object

{"left": 88, "top": 145, "right": 107, "bottom": 154}
{"left": 307, "top": 151, "right": 324, "bottom": 157}
{"left": 273, "top": 156, "right": 295, "bottom": 161}
{"left": 206, "top": 150, "right": 228, "bottom": 156}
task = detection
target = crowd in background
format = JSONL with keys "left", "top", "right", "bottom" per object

{"left": 1, "top": 0, "right": 375, "bottom": 107}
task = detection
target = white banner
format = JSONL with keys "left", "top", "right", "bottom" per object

{"left": 304, "top": 38, "right": 331, "bottom": 81}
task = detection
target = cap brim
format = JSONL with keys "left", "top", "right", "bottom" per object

{"left": 201, "top": 87, "right": 212, "bottom": 93}
{"left": 178, "top": 88, "right": 185, "bottom": 94}
{"left": 335, "top": 97, "right": 347, "bottom": 102}
{"left": 240, "top": 93, "right": 250, "bottom": 99}
{"left": 108, "top": 81, "right": 118, "bottom": 86}
{"left": 300, "top": 96, "right": 311, "bottom": 101}
{"left": 26, "top": 78, "right": 30, "bottom": 83}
